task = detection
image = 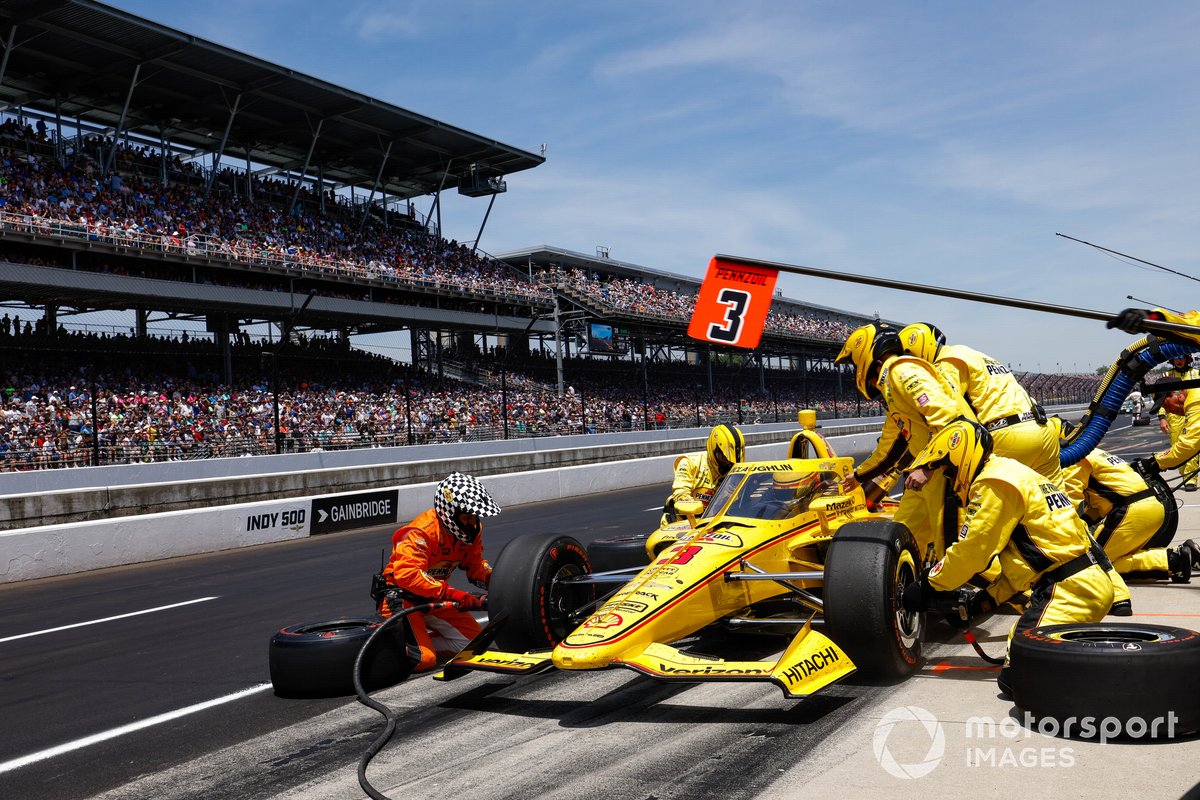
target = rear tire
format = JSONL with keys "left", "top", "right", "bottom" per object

{"left": 823, "top": 520, "right": 924, "bottom": 679}
{"left": 1010, "top": 622, "right": 1200, "bottom": 737}
{"left": 489, "top": 533, "right": 594, "bottom": 652}
{"left": 268, "top": 616, "right": 413, "bottom": 698}
{"left": 587, "top": 534, "right": 651, "bottom": 572}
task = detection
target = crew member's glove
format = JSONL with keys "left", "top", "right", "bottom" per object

{"left": 444, "top": 586, "right": 487, "bottom": 610}
{"left": 674, "top": 499, "right": 704, "bottom": 517}
{"left": 1131, "top": 456, "right": 1161, "bottom": 478}
{"left": 1107, "top": 307, "right": 1154, "bottom": 333}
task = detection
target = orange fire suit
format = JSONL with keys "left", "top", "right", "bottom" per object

{"left": 854, "top": 354, "right": 978, "bottom": 557}
{"left": 927, "top": 455, "right": 1114, "bottom": 662}
{"left": 380, "top": 508, "right": 492, "bottom": 671}
{"left": 936, "top": 344, "right": 1062, "bottom": 488}
{"left": 1064, "top": 448, "right": 1177, "bottom": 583}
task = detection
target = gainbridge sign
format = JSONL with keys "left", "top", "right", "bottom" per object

{"left": 309, "top": 489, "right": 399, "bottom": 535}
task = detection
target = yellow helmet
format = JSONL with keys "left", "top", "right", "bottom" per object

{"left": 1046, "top": 415, "right": 1075, "bottom": 443}
{"left": 835, "top": 323, "right": 900, "bottom": 400}
{"left": 899, "top": 322, "right": 945, "bottom": 362}
{"left": 909, "top": 419, "right": 993, "bottom": 504}
{"left": 706, "top": 423, "right": 745, "bottom": 479}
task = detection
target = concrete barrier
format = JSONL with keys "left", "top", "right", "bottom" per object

{"left": 0, "top": 421, "right": 884, "bottom": 531}
{"left": 0, "top": 406, "right": 1089, "bottom": 584}
{"left": 0, "top": 432, "right": 883, "bottom": 584}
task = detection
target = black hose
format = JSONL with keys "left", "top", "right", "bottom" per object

{"left": 354, "top": 601, "right": 448, "bottom": 800}
{"left": 1060, "top": 336, "right": 1200, "bottom": 466}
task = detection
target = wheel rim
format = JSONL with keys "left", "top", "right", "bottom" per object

{"left": 1049, "top": 627, "right": 1175, "bottom": 645}
{"left": 894, "top": 551, "right": 921, "bottom": 648}
{"left": 294, "top": 620, "right": 373, "bottom": 636}
{"left": 547, "top": 562, "right": 590, "bottom": 640}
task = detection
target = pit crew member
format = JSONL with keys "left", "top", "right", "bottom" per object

{"left": 836, "top": 323, "right": 978, "bottom": 557}
{"left": 1157, "top": 357, "right": 1200, "bottom": 491}
{"left": 900, "top": 419, "right": 1115, "bottom": 696}
{"left": 377, "top": 472, "right": 500, "bottom": 672}
{"left": 899, "top": 322, "right": 1062, "bottom": 487}
{"left": 661, "top": 423, "right": 744, "bottom": 525}
{"left": 1052, "top": 418, "right": 1192, "bottom": 615}
{"left": 1141, "top": 388, "right": 1200, "bottom": 492}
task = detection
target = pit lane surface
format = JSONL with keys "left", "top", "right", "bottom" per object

{"left": 0, "top": 420, "right": 1179, "bottom": 799}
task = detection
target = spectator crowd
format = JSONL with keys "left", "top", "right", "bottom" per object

{"left": 0, "top": 117, "right": 865, "bottom": 343}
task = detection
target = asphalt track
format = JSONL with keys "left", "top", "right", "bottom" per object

{"left": 1, "top": 420, "right": 1197, "bottom": 799}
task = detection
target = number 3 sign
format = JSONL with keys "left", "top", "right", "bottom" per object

{"left": 687, "top": 256, "right": 779, "bottom": 349}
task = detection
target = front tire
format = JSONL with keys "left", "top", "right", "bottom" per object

{"left": 1010, "top": 623, "right": 1200, "bottom": 737}
{"left": 823, "top": 521, "right": 924, "bottom": 679}
{"left": 489, "top": 533, "right": 594, "bottom": 652}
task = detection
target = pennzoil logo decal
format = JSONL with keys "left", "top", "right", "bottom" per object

{"left": 694, "top": 531, "right": 744, "bottom": 547}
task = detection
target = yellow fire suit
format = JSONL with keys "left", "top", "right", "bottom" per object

{"left": 854, "top": 354, "right": 978, "bottom": 557}
{"left": 1157, "top": 370, "right": 1200, "bottom": 489}
{"left": 936, "top": 344, "right": 1062, "bottom": 488}
{"left": 1063, "top": 448, "right": 1177, "bottom": 583}
{"left": 927, "top": 455, "right": 1114, "bottom": 661}
{"left": 662, "top": 451, "right": 721, "bottom": 526}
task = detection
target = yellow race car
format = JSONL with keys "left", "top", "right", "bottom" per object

{"left": 435, "top": 416, "right": 921, "bottom": 698}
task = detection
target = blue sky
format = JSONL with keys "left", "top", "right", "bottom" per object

{"left": 108, "top": 1, "right": 1200, "bottom": 373}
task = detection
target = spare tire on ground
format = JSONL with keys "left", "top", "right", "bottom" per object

{"left": 1010, "top": 622, "right": 1200, "bottom": 738}
{"left": 269, "top": 615, "right": 415, "bottom": 698}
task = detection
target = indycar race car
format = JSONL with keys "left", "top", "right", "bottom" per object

{"left": 434, "top": 413, "right": 923, "bottom": 698}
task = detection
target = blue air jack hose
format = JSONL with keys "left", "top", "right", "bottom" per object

{"left": 1060, "top": 337, "right": 1200, "bottom": 466}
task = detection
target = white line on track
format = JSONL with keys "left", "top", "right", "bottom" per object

{"left": 0, "top": 683, "right": 273, "bottom": 774}
{"left": 0, "top": 596, "right": 219, "bottom": 644}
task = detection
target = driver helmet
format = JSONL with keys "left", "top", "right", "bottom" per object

{"left": 835, "top": 323, "right": 901, "bottom": 400}
{"left": 706, "top": 424, "right": 745, "bottom": 479}
{"left": 772, "top": 470, "right": 824, "bottom": 505}
{"left": 908, "top": 419, "right": 993, "bottom": 504}
{"left": 433, "top": 472, "right": 501, "bottom": 544}
{"left": 899, "top": 322, "right": 946, "bottom": 363}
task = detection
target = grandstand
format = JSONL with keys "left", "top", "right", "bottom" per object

{"left": 0, "top": 1, "right": 1100, "bottom": 471}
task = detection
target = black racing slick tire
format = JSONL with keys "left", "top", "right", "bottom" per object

{"left": 587, "top": 534, "right": 651, "bottom": 573}
{"left": 1010, "top": 623, "right": 1200, "bottom": 737}
{"left": 268, "top": 616, "right": 414, "bottom": 698}
{"left": 823, "top": 520, "right": 924, "bottom": 679}
{"left": 489, "top": 533, "right": 595, "bottom": 652}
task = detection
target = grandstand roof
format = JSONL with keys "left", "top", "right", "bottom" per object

{"left": 0, "top": 0, "right": 544, "bottom": 199}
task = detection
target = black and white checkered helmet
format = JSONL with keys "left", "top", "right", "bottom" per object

{"left": 434, "top": 472, "right": 501, "bottom": 543}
